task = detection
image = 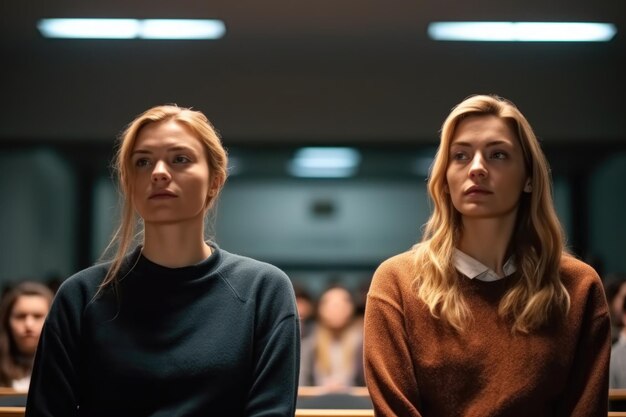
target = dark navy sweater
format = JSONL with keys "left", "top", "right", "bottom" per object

{"left": 26, "top": 244, "right": 300, "bottom": 417}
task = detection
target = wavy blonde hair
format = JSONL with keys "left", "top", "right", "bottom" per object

{"left": 99, "top": 105, "right": 228, "bottom": 292}
{"left": 413, "top": 94, "right": 570, "bottom": 333}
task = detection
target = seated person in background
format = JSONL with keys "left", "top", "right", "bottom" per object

{"left": 605, "top": 275, "right": 626, "bottom": 344}
{"left": 0, "top": 282, "right": 53, "bottom": 391}
{"left": 611, "top": 296, "right": 626, "bottom": 388}
{"left": 294, "top": 284, "right": 316, "bottom": 339}
{"left": 300, "top": 284, "right": 364, "bottom": 390}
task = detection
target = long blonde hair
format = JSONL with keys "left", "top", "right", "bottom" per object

{"left": 413, "top": 94, "right": 570, "bottom": 333}
{"left": 100, "top": 105, "right": 228, "bottom": 292}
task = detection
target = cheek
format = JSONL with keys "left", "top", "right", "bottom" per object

{"left": 35, "top": 320, "right": 45, "bottom": 334}
{"left": 9, "top": 321, "right": 21, "bottom": 334}
{"left": 444, "top": 168, "right": 459, "bottom": 193}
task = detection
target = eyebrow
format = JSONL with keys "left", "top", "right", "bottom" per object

{"left": 450, "top": 139, "right": 513, "bottom": 148}
{"left": 131, "top": 145, "right": 198, "bottom": 156}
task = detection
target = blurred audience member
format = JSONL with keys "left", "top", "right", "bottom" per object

{"left": 300, "top": 284, "right": 364, "bottom": 389}
{"left": 611, "top": 296, "right": 626, "bottom": 387}
{"left": 354, "top": 279, "right": 371, "bottom": 318}
{"left": 605, "top": 275, "right": 626, "bottom": 344}
{"left": 0, "top": 282, "right": 53, "bottom": 390}
{"left": 294, "top": 284, "right": 315, "bottom": 339}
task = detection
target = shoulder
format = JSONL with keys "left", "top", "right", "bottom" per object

{"left": 43, "top": 261, "right": 111, "bottom": 333}
{"left": 559, "top": 254, "right": 603, "bottom": 292}
{"left": 216, "top": 248, "right": 293, "bottom": 300}
{"left": 374, "top": 250, "right": 416, "bottom": 279}
{"left": 54, "top": 261, "right": 110, "bottom": 304}
{"left": 559, "top": 254, "right": 601, "bottom": 281}
{"left": 559, "top": 253, "right": 608, "bottom": 317}
{"left": 369, "top": 250, "right": 416, "bottom": 301}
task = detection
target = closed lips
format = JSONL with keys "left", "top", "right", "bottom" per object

{"left": 149, "top": 191, "right": 177, "bottom": 198}
{"left": 465, "top": 186, "right": 491, "bottom": 194}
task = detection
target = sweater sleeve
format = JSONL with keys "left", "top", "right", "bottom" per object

{"left": 25, "top": 281, "right": 83, "bottom": 417}
{"left": 244, "top": 271, "right": 300, "bottom": 417}
{"left": 556, "top": 278, "right": 611, "bottom": 417}
{"left": 364, "top": 260, "right": 422, "bottom": 417}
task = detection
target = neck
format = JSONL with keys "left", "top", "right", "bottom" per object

{"left": 13, "top": 351, "right": 35, "bottom": 366}
{"left": 142, "top": 218, "right": 212, "bottom": 268}
{"left": 458, "top": 212, "right": 517, "bottom": 276}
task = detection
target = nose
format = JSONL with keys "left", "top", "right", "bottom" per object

{"left": 468, "top": 153, "right": 487, "bottom": 179}
{"left": 24, "top": 315, "right": 36, "bottom": 331}
{"left": 151, "top": 160, "right": 171, "bottom": 183}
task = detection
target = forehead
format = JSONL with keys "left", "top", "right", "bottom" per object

{"left": 12, "top": 295, "right": 49, "bottom": 312}
{"left": 450, "top": 115, "right": 518, "bottom": 147}
{"left": 321, "top": 288, "right": 352, "bottom": 301}
{"left": 133, "top": 120, "right": 204, "bottom": 152}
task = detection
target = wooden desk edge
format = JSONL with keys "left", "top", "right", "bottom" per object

{"left": 0, "top": 407, "right": 25, "bottom": 417}
{"left": 295, "top": 410, "right": 374, "bottom": 417}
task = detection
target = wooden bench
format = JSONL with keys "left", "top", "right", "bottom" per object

{"left": 611, "top": 389, "right": 626, "bottom": 400}
{"left": 0, "top": 389, "right": 22, "bottom": 397}
{"left": 0, "top": 408, "right": 622, "bottom": 417}
{"left": 298, "top": 387, "right": 370, "bottom": 397}
{"left": 0, "top": 408, "right": 374, "bottom": 417}
{"left": 0, "top": 407, "right": 24, "bottom": 417}
{"left": 296, "top": 411, "right": 374, "bottom": 417}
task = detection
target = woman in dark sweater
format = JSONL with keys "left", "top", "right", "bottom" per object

{"left": 364, "top": 95, "right": 610, "bottom": 417}
{"left": 26, "top": 105, "right": 300, "bottom": 417}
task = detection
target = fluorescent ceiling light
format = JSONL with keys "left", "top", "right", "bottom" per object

{"left": 140, "top": 19, "right": 225, "bottom": 39}
{"left": 428, "top": 22, "right": 617, "bottom": 42}
{"left": 288, "top": 147, "right": 361, "bottom": 178}
{"left": 37, "top": 18, "right": 226, "bottom": 40}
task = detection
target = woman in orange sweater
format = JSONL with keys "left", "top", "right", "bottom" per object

{"left": 364, "top": 94, "right": 610, "bottom": 417}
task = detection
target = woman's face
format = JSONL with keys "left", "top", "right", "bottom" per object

{"left": 10, "top": 295, "right": 49, "bottom": 356}
{"left": 445, "top": 115, "right": 529, "bottom": 221}
{"left": 130, "top": 120, "right": 213, "bottom": 226}
{"left": 318, "top": 288, "right": 355, "bottom": 331}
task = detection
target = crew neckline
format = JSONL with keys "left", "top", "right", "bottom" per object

{"left": 128, "top": 242, "right": 222, "bottom": 283}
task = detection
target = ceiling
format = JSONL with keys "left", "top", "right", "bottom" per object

{"left": 1, "top": 0, "right": 625, "bottom": 146}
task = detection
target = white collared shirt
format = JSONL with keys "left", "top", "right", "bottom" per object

{"left": 453, "top": 248, "right": 517, "bottom": 282}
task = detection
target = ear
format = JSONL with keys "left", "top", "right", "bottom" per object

{"left": 523, "top": 178, "right": 532, "bottom": 193}
{"left": 204, "top": 175, "right": 224, "bottom": 208}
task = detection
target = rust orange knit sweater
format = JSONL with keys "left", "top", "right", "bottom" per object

{"left": 364, "top": 252, "right": 610, "bottom": 417}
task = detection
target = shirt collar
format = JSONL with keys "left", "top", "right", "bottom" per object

{"left": 453, "top": 248, "right": 516, "bottom": 282}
